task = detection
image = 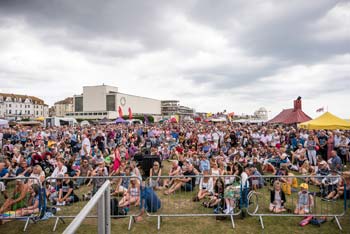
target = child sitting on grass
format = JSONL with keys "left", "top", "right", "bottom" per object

{"left": 269, "top": 181, "right": 287, "bottom": 213}
{"left": 294, "top": 183, "right": 314, "bottom": 215}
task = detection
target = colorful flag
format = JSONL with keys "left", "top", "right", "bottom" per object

{"left": 118, "top": 106, "right": 123, "bottom": 117}
{"left": 316, "top": 107, "right": 324, "bottom": 113}
{"left": 128, "top": 107, "right": 133, "bottom": 120}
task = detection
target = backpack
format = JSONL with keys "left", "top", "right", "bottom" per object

{"left": 110, "top": 198, "right": 127, "bottom": 217}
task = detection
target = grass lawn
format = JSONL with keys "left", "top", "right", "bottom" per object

{"left": 0, "top": 161, "right": 349, "bottom": 233}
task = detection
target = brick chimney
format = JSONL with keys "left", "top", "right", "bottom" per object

{"left": 294, "top": 96, "right": 302, "bottom": 111}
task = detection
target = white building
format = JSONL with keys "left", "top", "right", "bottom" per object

{"left": 54, "top": 97, "right": 73, "bottom": 117}
{"left": 254, "top": 107, "right": 269, "bottom": 120}
{"left": 161, "top": 100, "right": 195, "bottom": 118}
{"left": 67, "top": 85, "right": 161, "bottom": 119}
{"left": 0, "top": 93, "right": 49, "bottom": 120}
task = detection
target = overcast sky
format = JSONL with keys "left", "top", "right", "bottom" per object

{"left": 0, "top": 0, "right": 349, "bottom": 118}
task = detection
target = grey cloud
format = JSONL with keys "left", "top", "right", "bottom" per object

{"left": 0, "top": 0, "right": 349, "bottom": 110}
{"left": 189, "top": 0, "right": 349, "bottom": 63}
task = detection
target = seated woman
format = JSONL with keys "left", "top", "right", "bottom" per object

{"left": 320, "top": 170, "right": 340, "bottom": 198}
{"left": 15, "top": 184, "right": 41, "bottom": 216}
{"left": 294, "top": 183, "right": 314, "bottom": 215}
{"left": 0, "top": 178, "right": 29, "bottom": 214}
{"left": 111, "top": 166, "right": 131, "bottom": 196}
{"left": 118, "top": 178, "right": 140, "bottom": 208}
{"left": 149, "top": 161, "right": 162, "bottom": 190}
{"left": 28, "top": 165, "right": 45, "bottom": 186}
{"left": 54, "top": 173, "right": 79, "bottom": 206}
{"left": 269, "top": 181, "right": 287, "bottom": 213}
{"left": 194, "top": 170, "right": 213, "bottom": 202}
{"left": 325, "top": 171, "right": 350, "bottom": 200}
{"left": 163, "top": 160, "right": 181, "bottom": 189}
{"left": 203, "top": 177, "right": 224, "bottom": 209}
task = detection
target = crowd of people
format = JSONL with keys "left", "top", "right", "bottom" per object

{"left": 0, "top": 121, "right": 349, "bottom": 221}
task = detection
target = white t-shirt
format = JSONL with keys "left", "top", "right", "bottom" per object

{"left": 52, "top": 165, "right": 67, "bottom": 178}
{"left": 80, "top": 138, "right": 91, "bottom": 156}
{"left": 199, "top": 177, "right": 214, "bottom": 193}
{"left": 241, "top": 172, "right": 250, "bottom": 188}
{"left": 197, "top": 134, "right": 205, "bottom": 144}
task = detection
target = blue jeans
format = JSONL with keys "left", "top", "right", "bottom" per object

{"left": 240, "top": 188, "right": 249, "bottom": 208}
{"left": 181, "top": 183, "right": 194, "bottom": 192}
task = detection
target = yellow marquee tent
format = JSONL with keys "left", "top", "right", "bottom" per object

{"left": 298, "top": 112, "right": 350, "bottom": 130}
{"left": 35, "top": 117, "right": 45, "bottom": 121}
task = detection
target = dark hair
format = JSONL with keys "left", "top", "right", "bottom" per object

{"left": 214, "top": 177, "right": 224, "bottom": 194}
{"left": 31, "top": 184, "right": 40, "bottom": 195}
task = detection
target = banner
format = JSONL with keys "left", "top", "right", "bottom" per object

{"left": 118, "top": 106, "right": 123, "bottom": 117}
{"left": 128, "top": 107, "right": 133, "bottom": 120}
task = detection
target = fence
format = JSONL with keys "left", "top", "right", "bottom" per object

{"left": 0, "top": 176, "right": 43, "bottom": 231}
{"left": 245, "top": 175, "right": 347, "bottom": 230}
{"left": 146, "top": 174, "right": 242, "bottom": 230}
{"left": 43, "top": 175, "right": 142, "bottom": 231}
{"left": 1, "top": 174, "right": 348, "bottom": 232}
{"left": 62, "top": 180, "right": 111, "bottom": 234}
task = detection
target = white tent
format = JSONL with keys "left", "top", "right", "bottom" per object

{"left": 211, "top": 117, "right": 227, "bottom": 123}
{"left": 80, "top": 120, "right": 90, "bottom": 127}
{"left": 0, "top": 119, "right": 9, "bottom": 128}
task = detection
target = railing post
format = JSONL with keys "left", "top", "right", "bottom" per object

{"left": 98, "top": 192, "right": 106, "bottom": 234}
{"left": 105, "top": 182, "right": 111, "bottom": 234}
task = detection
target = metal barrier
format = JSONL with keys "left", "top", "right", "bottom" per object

{"left": 0, "top": 176, "right": 43, "bottom": 231}
{"left": 44, "top": 175, "right": 142, "bottom": 231}
{"left": 245, "top": 175, "right": 347, "bottom": 230}
{"left": 146, "top": 175, "right": 242, "bottom": 230}
{"left": 62, "top": 180, "right": 111, "bottom": 234}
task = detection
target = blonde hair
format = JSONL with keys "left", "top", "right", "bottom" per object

{"left": 273, "top": 180, "right": 281, "bottom": 189}
{"left": 34, "top": 165, "right": 43, "bottom": 174}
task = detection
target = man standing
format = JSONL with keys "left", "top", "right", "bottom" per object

{"left": 80, "top": 134, "right": 91, "bottom": 160}
{"left": 318, "top": 131, "right": 328, "bottom": 161}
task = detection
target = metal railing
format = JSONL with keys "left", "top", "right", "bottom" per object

{"left": 62, "top": 180, "right": 111, "bottom": 234}
{"left": 146, "top": 174, "right": 242, "bottom": 230}
{"left": 44, "top": 175, "right": 142, "bottom": 231}
{"left": 0, "top": 177, "right": 43, "bottom": 231}
{"left": 245, "top": 175, "right": 347, "bottom": 230}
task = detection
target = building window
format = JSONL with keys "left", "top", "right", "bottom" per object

{"left": 106, "top": 95, "right": 116, "bottom": 111}
{"left": 9, "top": 110, "right": 11, "bottom": 114}
{"left": 9, "top": 104, "right": 11, "bottom": 108}
{"left": 75, "top": 97, "right": 83, "bottom": 112}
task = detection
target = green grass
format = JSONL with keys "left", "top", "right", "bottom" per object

{"left": 0, "top": 161, "right": 349, "bottom": 233}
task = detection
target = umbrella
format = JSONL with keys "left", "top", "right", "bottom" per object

{"left": 170, "top": 117, "right": 178, "bottom": 123}
{"left": 115, "top": 117, "right": 127, "bottom": 124}
{"left": 158, "top": 118, "right": 168, "bottom": 123}
{"left": 99, "top": 117, "right": 109, "bottom": 125}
